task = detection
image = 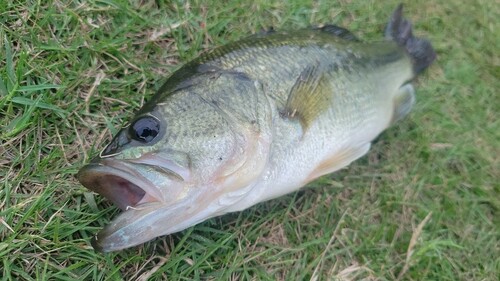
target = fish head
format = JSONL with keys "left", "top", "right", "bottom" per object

{"left": 78, "top": 84, "right": 270, "bottom": 252}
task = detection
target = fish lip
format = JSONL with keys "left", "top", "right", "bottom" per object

{"left": 77, "top": 159, "right": 165, "bottom": 211}
{"left": 89, "top": 201, "right": 165, "bottom": 252}
{"left": 77, "top": 154, "right": 194, "bottom": 252}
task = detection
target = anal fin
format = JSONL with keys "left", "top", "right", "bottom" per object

{"left": 391, "top": 83, "right": 415, "bottom": 124}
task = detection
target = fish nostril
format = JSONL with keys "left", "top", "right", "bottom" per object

{"left": 100, "top": 129, "right": 131, "bottom": 158}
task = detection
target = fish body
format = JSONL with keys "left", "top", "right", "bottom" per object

{"left": 78, "top": 5, "right": 435, "bottom": 252}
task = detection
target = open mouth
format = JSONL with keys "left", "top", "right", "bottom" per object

{"left": 76, "top": 149, "right": 261, "bottom": 252}
{"left": 77, "top": 160, "right": 163, "bottom": 211}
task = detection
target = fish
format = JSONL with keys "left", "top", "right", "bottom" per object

{"left": 77, "top": 4, "right": 436, "bottom": 252}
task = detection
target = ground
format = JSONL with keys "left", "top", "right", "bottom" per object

{"left": 0, "top": 0, "right": 498, "bottom": 280}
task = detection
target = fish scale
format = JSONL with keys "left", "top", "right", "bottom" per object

{"left": 77, "top": 5, "right": 435, "bottom": 252}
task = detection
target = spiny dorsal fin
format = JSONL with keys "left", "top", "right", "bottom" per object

{"left": 258, "top": 26, "right": 276, "bottom": 35}
{"left": 283, "top": 65, "right": 332, "bottom": 130}
{"left": 315, "top": 25, "right": 359, "bottom": 41}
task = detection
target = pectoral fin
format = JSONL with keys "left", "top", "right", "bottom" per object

{"left": 283, "top": 66, "right": 332, "bottom": 130}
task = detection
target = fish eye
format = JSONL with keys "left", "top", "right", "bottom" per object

{"left": 129, "top": 116, "right": 160, "bottom": 143}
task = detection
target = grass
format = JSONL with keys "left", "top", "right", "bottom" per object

{"left": 0, "top": 0, "right": 498, "bottom": 280}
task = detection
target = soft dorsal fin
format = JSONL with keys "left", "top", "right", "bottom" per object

{"left": 282, "top": 65, "right": 332, "bottom": 130}
{"left": 315, "top": 25, "right": 359, "bottom": 41}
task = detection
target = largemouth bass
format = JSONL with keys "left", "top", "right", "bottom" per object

{"left": 78, "top": 5, "right": 435, "bottom": 252}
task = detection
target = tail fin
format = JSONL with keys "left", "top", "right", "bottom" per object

{"left": 385, "top": 4, "right": 436, "bottom": 74}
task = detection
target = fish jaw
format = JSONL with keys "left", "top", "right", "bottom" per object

{"left": 77, "top": 158, "right": 197, "bottom": 252}
{"left": 77, "top": 128, "right": 271, "bottom": 252}
{"left": 90, "top": 181, "right": 257, "bottom": 252}
{"left": 77, "top": 161, "right": 166, "bottom": 211}
{"left": 89, "top": 196, "right": 207, "bottom": 252}
{"left": 77, "top": 156, "right": 193, "bottom": 252}
{"left": 82, "top": 159, "right": 264, "bottom": 252}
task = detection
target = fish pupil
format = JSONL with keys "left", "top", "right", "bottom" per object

{"left": 130, "top": 117, "right": 159, "bottom": 143}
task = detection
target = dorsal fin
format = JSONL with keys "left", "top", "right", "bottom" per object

{"left": 315, "top": 25, "right": 359, "bottom": 41}
{"left": 282, "top": 65, "right": 332, "bottom": 130}
{"left": 258, "top": 26, "right": 276, "bottom": 35}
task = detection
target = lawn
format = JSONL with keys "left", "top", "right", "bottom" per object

{"left": 0, "top": 0, "right": 498, "bottom": 280}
